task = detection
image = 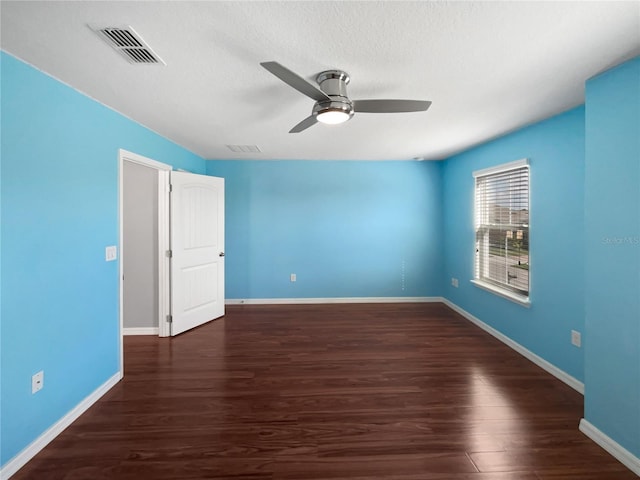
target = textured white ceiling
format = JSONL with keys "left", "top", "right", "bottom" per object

{"left": 1, "top": 1, "right": 639, "bottom": 160}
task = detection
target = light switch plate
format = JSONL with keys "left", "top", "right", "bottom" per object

{"left": 571, "top": 330, "right": 581, "bottom": 347}
{"left": 105, "top": 246, "right": 117, "bottom": 262}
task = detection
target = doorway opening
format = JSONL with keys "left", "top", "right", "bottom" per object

{"left": 118, "top": 149, "right": 225, "bottom": 374}
{"left": 119, "top": 150, "right": 172, "bottom": 373}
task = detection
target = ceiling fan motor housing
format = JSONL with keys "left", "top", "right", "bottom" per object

{"left": 313, "top": 70, "right": 354, "bottom": 120}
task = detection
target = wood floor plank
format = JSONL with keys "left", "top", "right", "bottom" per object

{"left": 13, "top": 303, "right": 636, "bottom": 479}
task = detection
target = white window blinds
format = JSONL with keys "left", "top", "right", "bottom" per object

{"left": 474, "top": 160, "right": 529, "bottom": 297}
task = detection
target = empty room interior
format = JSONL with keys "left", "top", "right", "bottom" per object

{"left": 1, "top": 1, "right": 639, "bottom": 479}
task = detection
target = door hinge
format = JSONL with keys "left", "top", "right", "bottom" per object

{"left": 169, "top": 184, "right": 173, "bottom": 192}
{"left": 166, "top": 250, "right": 173, "bottom": 258}
{"left": 166, "top": 315, "right": 173, "bottom": 323}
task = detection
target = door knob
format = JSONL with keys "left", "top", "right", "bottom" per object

{"left": 219, "top": 252, "right": 225, "bottom": 257}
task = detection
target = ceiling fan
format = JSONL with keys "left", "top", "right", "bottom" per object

{"left": 260, "top": 61, "right": 432, "bottom": 133}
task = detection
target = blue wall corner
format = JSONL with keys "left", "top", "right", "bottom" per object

{"left": 584, "top": 56, "right": 640, "bottom": 457}
{"left": 206, "top": 160, "right": 444, "bottom": 299}
{"left": 441, "top": 106, "right": 586, "bottom": 383}
{"left": 0, "top": 52, "right": 205, "bottom": 465}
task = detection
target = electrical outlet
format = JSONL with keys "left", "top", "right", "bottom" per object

{"left": 290, "top": 273, "right": 296, "bottom": 282}
{"left": 571, "top": 330, "right": 581, "bottom": 348}
{"left": 451, "top": 277, "right": 459, "bottom": 288}
{"left": 32, "top": 371, "right": 44, "bottom": 394}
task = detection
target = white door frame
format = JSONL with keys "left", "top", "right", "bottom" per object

{"left": 118, "top": 149, "right": 172, "bottom": 373}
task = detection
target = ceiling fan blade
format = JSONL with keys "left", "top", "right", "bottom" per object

{"left": 289, "top": 115, "right": 318, "bottom": 133}
{"left": 261, "top": 61, "right": 331, "bottom": 103}
{"left": 353, "top": 99, "right": 432, "bottom": 113}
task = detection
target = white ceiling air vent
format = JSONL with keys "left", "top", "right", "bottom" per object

{"left": 226, "top": 145, "right": 261, "bottom": 153}
{"left": 92, "top": 25, "right": 165, "bottom": 65}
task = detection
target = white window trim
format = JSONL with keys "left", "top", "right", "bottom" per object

{"left": 472, "top": 158, "right": 528, "bottom": 178}
{"left": 472, "top": 158, "right": 531, "bottom": 307}
{"left": 471, "top": 279, "right": 531, "bottom": 308}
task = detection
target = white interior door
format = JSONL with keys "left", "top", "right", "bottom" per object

{"left": 170, "top": 172, "right": 225, "bottom": 336}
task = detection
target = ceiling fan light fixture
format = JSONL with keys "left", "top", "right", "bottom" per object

{"left": 260, "top": 61, "right": 431, "bottom": 133}
{"left": 316, "top": 109, "right": 351, "bottom": 125}
{"left": 313, "top": 99, "right": 354, "bottom": 125}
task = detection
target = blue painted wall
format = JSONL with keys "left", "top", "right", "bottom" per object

{"left": 584, "top": 57, "right": 640, "bottom": 457}
{"left": 441, "top": 107, "right": 586, "bottom": 382}
{"left": 0, "top": 52, "right": 205, "bottom": 466}
{"left": 2, "top": 46, "right": 638, "bottom": 474}
{"left": 206, "top": 160, "right": 444, "bottom": 299}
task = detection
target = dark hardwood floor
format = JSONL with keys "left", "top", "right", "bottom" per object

{"left": 14, "top": 303, "right": 636, "bottom": 479}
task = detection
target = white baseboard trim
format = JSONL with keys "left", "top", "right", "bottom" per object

{"left": 226, "top": 296, "right": 443, "bottom": 305}
{"left": 441, "top": 298, "right": 584, "bottom": 394}
{"left": 0, "top": 372, "right": 122, "bottom": 480}
{"left": 579, "top": 419, "right": 640, "bottom": 476}
{"left": 123, "top": 327, "right": 159, "bottom": 336}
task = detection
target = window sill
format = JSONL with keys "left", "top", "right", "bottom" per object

{"left": 471, "top": 280, "right": 531, "bottom": 308}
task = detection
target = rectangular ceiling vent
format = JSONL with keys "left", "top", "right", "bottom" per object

{"left": 93, "top": 25, "right": 165, "bottom": 65}
{"left": 226, "top": 145, "right": 261, "bottom": 153}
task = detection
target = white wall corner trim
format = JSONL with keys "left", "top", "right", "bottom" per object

{"left": 441, "top": 298, "right": 584, "bottom": 394}
{"left": 579, "top": 419, "right": 640, "bottom": 476}
{"left": 226, "top": 297, "right": 444, "bottom": 305}
{"left": 0, "top": 372, "right": 122, "bottom": 480}
{"left": 123, "top": 327, "right": 160, "bottom": 336}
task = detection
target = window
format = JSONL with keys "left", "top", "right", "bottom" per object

{"left": 473, "top": 159, "right": 529, "bottom": 305}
